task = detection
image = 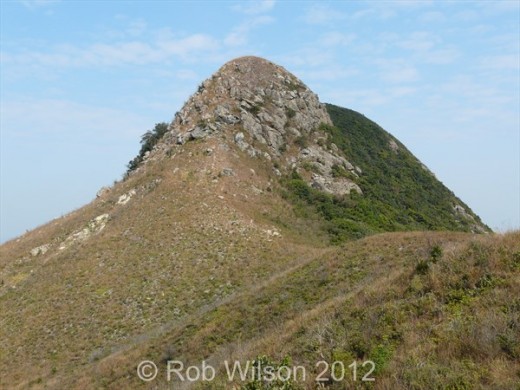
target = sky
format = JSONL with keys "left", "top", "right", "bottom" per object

{"left": 0, "top": 0, "right": 519, "bottom": 242}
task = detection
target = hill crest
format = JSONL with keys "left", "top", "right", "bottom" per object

{"left": 128, "top": 55, "right": 489, "bottom": 235}
{"left": 0, "top": 56, "right": 506, "bottom": 390}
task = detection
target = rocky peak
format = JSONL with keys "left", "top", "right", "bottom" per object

{"left": 153, "top": 56, "right": 361, "bottom": 195}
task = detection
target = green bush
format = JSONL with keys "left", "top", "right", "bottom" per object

{"left": 415, "top": 260, "right": 430, "bottom": 275}
{"left": 127, "top": 122, "right": 169, "bottom": 173}
{"left": 242, "top": 355, "right": 297, "bottom": 390}
{"left": 248, "top": 104, "right": 261, "bottom": 115}
{"left": 323, "top": 104, "right": 491, "bottom": 234}
{"left": 370, "top": 343, "right": 394, "bottom": 374}
{"left": 280, "top": 105, "right": 490, "bottom": 245}
{"left": 286, "top": 108, "right": 296, "bottom": 119}
{"left": 430, "top": 245, "right": 443, "bottom": 263}
{"left": 330, "top": 164, "right": 352, "bottom": 179}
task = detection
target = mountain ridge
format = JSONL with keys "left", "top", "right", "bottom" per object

{"left": 127, "top": 55, "right": 489, "bottom": 238}
{"left": 1, "top": 56, "right": 510, "bottom": 390}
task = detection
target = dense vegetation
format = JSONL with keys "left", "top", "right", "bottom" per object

{"left": 127, "top": 122, "right": 169, "bottom": 173}
{"left": 282, "top": 105, "right": 490, "bottom": 243}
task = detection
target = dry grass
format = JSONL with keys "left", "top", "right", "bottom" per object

{"left": 1, "top": 133, "right": 518, "bottom": 389}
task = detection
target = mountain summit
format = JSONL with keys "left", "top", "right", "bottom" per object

{"left": 136, "top": 55, "right": 360, "bottom": 198}
{"left": 131, "top": 55, "right": 489, "bottom": 236}
{"left": 1, "top": 56, "right": 508, "bottom": 390}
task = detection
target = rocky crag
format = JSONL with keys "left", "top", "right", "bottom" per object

{"left": 142, "top": 56, "right": 362, "bottom": 196}
{"left": 135, "top": 56, "right": 487, "bottom": 233}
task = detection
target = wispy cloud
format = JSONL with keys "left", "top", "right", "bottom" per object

{"left": 1, "top": 98, "right": 149, "bottom": 141}
{"left": 231, "top": 0, "right": 276, "bottom": 15}
{"left": 376, "top": 59, "right": 420, "bottom": 84}
{"left": 383, "top": 66, "right": 420, "bottom": 84}
{"left": 302, "top": 4, "right": 346, "bottom": 25}
{"left": 224, "top": 15, "right": 274, "bottom": 46}
{"left": 419, "top": 10, "right": 446, "bottom": 23}
{"left": 396, "top": 31, "right": 459, "bottom": 64}
{"left": 174, "top": 69, "right": 198, "bottom": 80}
{"left": 325, "top": 88, "right": 388, "bottom": 108}
{"left": 479, "top": 54, "right": 520, "bottom": 71}
{"left": 299, "top": 64, "right": 358, "bottom": 82}
{"left": 19, "top": 0, "right": 59, "bottom": 10}
{"left": 319, "top": 32, "right": 356, "bottom": 47}
{"left": 124, "top": 19, "right": 147, "bottom": 37}
{"left": 1, "top": 33, "right": 220, "bottom": 70}
{"left": 398, "top": 31, "right": 439, "bottom": 52}
{"left": 277, "top": 46, "right": 335, "bottom": 68}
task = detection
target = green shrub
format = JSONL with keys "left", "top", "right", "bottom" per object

{"left": 330, "top": 164, "right": 352, "bottom": 179}
{"left": 286, "top": 108, "right": 296, "bottom": 119}
{"left": 242, "top": 355, "right": 297, "bottom": 389}
{"left": 370, "top": 343, "right": 394, "bottom": 374}
{"left": 498, "top": 332, "right": 519, "bottom": 359}
{"left": 249, "top": 104, "right": 261, "bottom": 115}
{"left": 415, "top": 260, "right": 429, "bottom": 275}
{"left": 430, "top": 245, "right": 443, "bottom": 262}
{"left": 323, "top": 104, "right": 491, "bottom": 234}
{"left": 127, "top": 122, "right": 169, "bottom": 173}
{"left": 512, "top": 251, "right": 520, "bottom": 270}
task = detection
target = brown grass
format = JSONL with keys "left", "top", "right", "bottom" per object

{"left": 1, "top": 135, "right": 518, "bottom": 389}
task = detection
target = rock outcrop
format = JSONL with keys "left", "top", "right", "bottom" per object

{"left": 151, "top": 56, "right": 361, "bottom": 195}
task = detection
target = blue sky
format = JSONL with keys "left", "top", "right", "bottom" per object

{"left": 1, "top": 0, "right": 519, "bottom": 242}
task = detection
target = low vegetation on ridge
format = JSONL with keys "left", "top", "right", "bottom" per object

{"left": 63, "top": 231, "right": 520, "bottom": 389}
{"left": 280, "top": 105, "right": 490, "bottom": 244}
{"left": 127, "top": 122, "right": 169, "bottom": 173}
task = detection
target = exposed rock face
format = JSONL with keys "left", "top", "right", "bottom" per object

{"left": 30, "top": 244, "right": 51, "bottom": 257}
{"left": 453, "top": 204, "right": 486, "bottom": 233}
{"left": 156, "top": 56, "right": 360, "bottom": 196}
{"left": 58, "top": 214, "right": 109, "bottom": 250}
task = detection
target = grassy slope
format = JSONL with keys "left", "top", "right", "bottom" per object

{"left": 281, "top": 104, "right": 490, "bottom": 243}
{"left": 0, "top": 105, "right": 513, "bottom": 390}
{"left": 0, "top": 138, "right": 325, "bottom": 389}
{"left": 65, "top": 230, "right": 520, "bottom": 389}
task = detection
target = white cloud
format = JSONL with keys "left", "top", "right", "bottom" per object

{"left": 454, "top": 9, "right": 479, "bottom": 22}
{"left": 1, "top": 33, "right": 219, "bottom": 70}
{"left": 326, "top": 88, "right": 388, "bottom": 108}
{"left": 478, "top": 0, "right": 520, "bottom": 13}
{"left": 157, "top": 34, "right": 220, "bottom": 61}
{"left": 398, "top": 31, "right": 439, "bottom": 52}
{"left": 125, "top": 19, "right": 147, "bottom": 37}
{"left": 299, "top": 65, "right": 358, "bottom": 82}
{"left": 232, "top": 0, "right": 276, "bottom": 15}
{"left": 0, "top": 98, "right": 150, "bottom": 141}
{"left": 277, "top": 47, "right": 335, "bottom": 68}
{"left": 386, "top": 0, "right": 434, "bottom": 8}
{"left": 438, "top": 75, "right": 517, "bottom": 109}
{"left": 419, "top": 11, "right": 446, "bottom": 23}
{"left": 382, "top": 66, "right": 419, "bottom": 83}
{"left": 302, "top": 4, "right": 346, "bottom": 25}
{"left": 394, "top": 31, "right": 459, "bottom": 64}
{"left": 319, "top": 32, "right": 356, "bottom": 47}
{"left": 480, "top": 54, "right": 519, "bottom": 71}
{"left": 19, "top": 0, "right": 59, "bottom": 9}
{"left": 376, "top": 59, "right": 420, "bottom": 84}
{"left": 224, "top": 16, "right": 274, "bottom": 47}
{"left": 422, "top": 48, "right": 459, "bottom": 64}
{"left": 390, "top": 86, "right": 416, "bottom": 97}
{"left": 349, "top": 8, "right": 376, "bottom": 20}
{"left": 176, "top": 69, "right": 198, "bottom": 80}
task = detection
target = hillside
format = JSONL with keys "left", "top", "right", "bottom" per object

{"left": 0, "top": 56, "right": 513, "bottom": 390}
